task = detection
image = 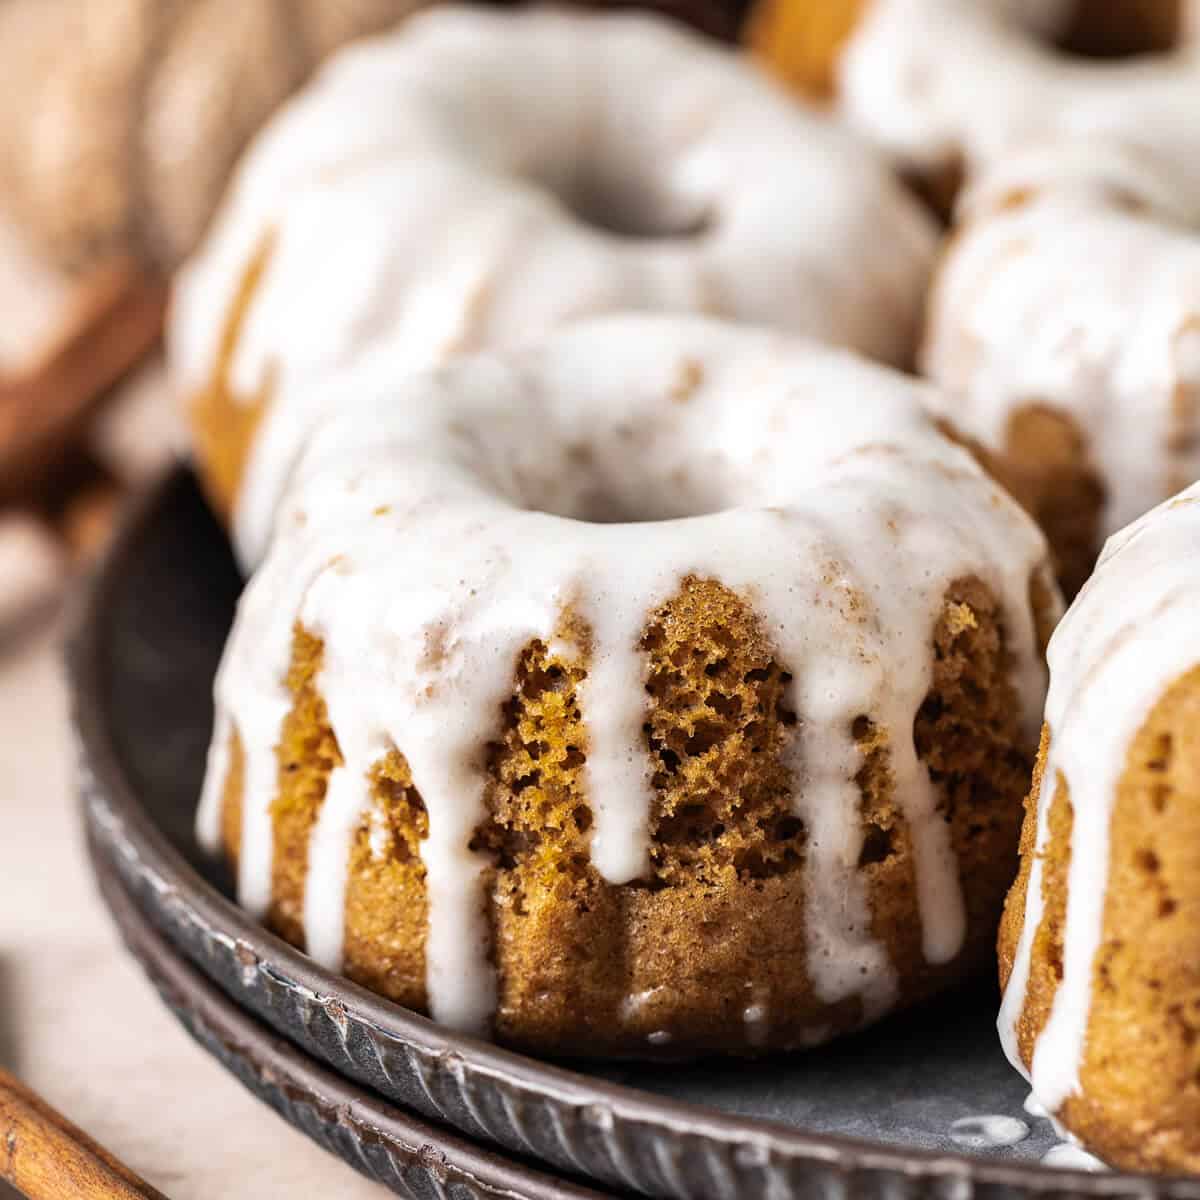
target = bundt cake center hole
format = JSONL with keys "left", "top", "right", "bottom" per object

{"left": 565, "top": 495, "right": 728, "bottom": 524}
{"left": 1041, "top": 0, "right": 1184, "bottom": 58}
{"left": 519, "top": 472, "right": 730, "bottom": 524}
{"left": 560, "top": 168, "right": 712, "bottom": 241}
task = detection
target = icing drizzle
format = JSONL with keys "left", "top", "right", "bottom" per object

{"left": 198, "top": 315, "right": 1051, "bottom": 1034}
{"left": 1041, "top": 1143, "right": 1107, "bottom": 1172}
{"left": 949, "top": 1114, "right": 1029, "bottom": 1151}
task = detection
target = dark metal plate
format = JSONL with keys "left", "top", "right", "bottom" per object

{"left": 72, "top": 468, "right": 1200, "bottom": 1200}
{"left": 88, "top": 837, "right": 616, "bottom": 1199}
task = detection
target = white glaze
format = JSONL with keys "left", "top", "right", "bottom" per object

{"left": 999, "top": 484, "right": 1200, "bottom": 1113}
{"left": 838, "top": 0, "right": 1200, "bottom": 175}
{"left": 948, "top": 1114, "right": 1029, "bottom": 1151}
{"left": 169, "top": 4, "right": 937, "bottom": 568}
{"left": 924, "top": 137, "right": 1200, "bottom": 542}
{"left": 1041, "top": 1143, "right": 1107, "bottom": 1171}
{"left": 197, "top": 314, "right": 1053, "bottom": 1035}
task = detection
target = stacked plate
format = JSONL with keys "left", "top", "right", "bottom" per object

{"left": 70, "top": 469, "right": 1183, "bottom": 1200}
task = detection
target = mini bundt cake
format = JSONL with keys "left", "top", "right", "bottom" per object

{"left": 198, "top": 314, "right": 1060, "bottom": 1055}
{"left": 744, "top": 0, "right": 1200, "bottom": 595}
{"left": 999, "top": 480, "right": 1200, "bottom": 1173}
{"left": 746, "top": 0, "right": 1197, "bottom": 208}
{"left": 169, "top": 3, "right": 937, "bottom": 567}
{"left": 923, "top": 136, "right": 1200, "bottom": 598}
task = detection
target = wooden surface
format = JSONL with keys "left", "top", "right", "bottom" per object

{"left": 0, "top": 221, "right": 389, "bottom": 1197}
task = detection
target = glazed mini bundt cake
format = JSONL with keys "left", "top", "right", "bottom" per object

{"left": 197, "top": 315, "right": 1060, "bottom": 1054}
{"left": 923, "top": 135, "right": 1200, "bottom": 598}
{"left": 169, "top": 3, "right": 938, "bottom": 566}
{"left": 999, "top": 481, "right": 1200, "bottom": 1173}
{"left": 747, "top": 0, "right": 1198, "bottom": 208}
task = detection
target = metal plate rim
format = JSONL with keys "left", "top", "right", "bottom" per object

{"left": 88, "top": 837, "right": 618, "bottom": 1200}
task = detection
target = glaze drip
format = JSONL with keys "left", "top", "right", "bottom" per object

{"left": 1041, "top": 1143, "right": 1107, "bottom": 1171}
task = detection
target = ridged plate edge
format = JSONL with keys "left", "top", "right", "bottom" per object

{"left": 89, "top": 837, "right": 616, "bottom": 1199}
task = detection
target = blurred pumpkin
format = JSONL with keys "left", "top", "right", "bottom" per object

{"left": 0, "top": 0, "right": 434, "bottom": 272}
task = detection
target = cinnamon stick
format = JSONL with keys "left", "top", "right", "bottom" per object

{"left": 0, "top": 1067, "right": 169, "bottom": 1199}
